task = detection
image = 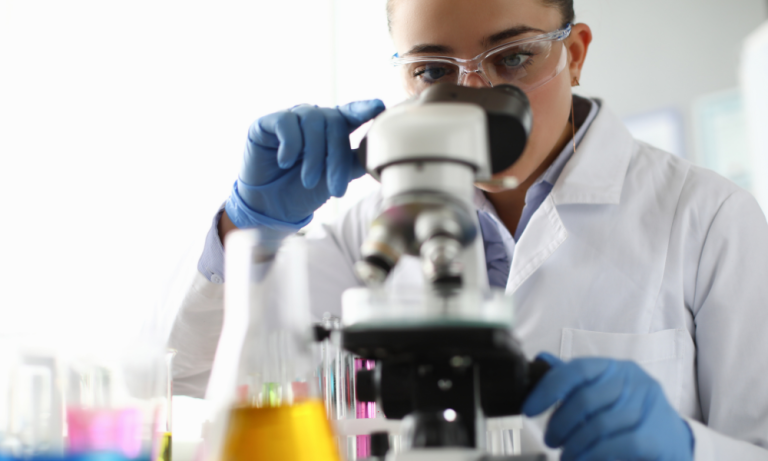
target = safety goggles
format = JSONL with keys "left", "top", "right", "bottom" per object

{"left": 392, "top": 24, "right": 571, "bottom": 94}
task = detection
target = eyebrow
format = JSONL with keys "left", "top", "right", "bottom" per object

{"left": 403, "top": 43, "right": 454, "bottom": 56}
{"left": 485, "top": 25, "right": 546, "bottom": 48}
{"left": 402, "top": 25, "right": 546, "bottom": 57}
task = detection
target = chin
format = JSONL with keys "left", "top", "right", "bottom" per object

{"left": 474, "top": 183, "right": 503, "bottom": 194}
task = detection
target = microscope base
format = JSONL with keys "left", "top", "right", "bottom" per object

{"left": 388, "top": 449, "right": 546, "bottom": 461}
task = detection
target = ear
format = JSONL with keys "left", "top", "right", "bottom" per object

{"left": 566, "top": 23, "right": 593, "bottom": 86}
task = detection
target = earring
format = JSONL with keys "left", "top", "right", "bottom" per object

{"left": 572, "top": 76, "right": 580, "bottom": 87}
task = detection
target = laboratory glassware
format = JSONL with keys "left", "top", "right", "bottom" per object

{"left": 0, "top": 344, "right": 64, "bottom": 460}
{"left": 65, "top": 342, "right": 167, "bottom": 461}
{"left": 317, "top": 315, "right": 397, "bottom": 460}
{"left": 153, "top": 349, "right": 175, "bottom": 461}
{"left": 205, "top": 231, "right": 340, "bottom": 461}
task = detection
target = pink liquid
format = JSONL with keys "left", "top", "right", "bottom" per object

{"left": 66, "top": 407, "right": 143, "bottom": 458}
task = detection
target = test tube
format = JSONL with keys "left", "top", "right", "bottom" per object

{"left": 153, "top": 349, "right": 175, "bottom": 461}
{"left": 486, "top": 416, "right": 522, "bottom": 456}
{"left": 353, "top": 358, "right": 376, "bottom": 459}
{"left": 0, "top": 346, "right": 64, "bottom": 460}
{"left": 317, "top": 316, "right": 386, "bottom": 461}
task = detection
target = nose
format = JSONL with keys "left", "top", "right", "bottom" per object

{"left": 459, "top": 70, "right": 492, "bottom": 88}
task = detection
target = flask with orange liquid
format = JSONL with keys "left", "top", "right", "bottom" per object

{"left": 205, "top": 230, "right": 340, "bottom": 461}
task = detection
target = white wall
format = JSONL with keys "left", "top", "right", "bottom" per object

{"left": 0, "top": 0, "right": 341, "bottom": 344}
{"left": 573, "top": 0, "right": 768, "bottom": 160}
{"left": 0, "top": 0, "right": 407, "bottom": 350}
{"left": 742, "top": 22, "right": 768, "bottom": 209}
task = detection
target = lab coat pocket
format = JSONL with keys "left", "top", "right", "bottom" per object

{"left": 560, "top": 328, "right": 693, "bottom": 411}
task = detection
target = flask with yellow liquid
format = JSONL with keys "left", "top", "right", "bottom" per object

{"left": 205, "top": 230, "right": 340, "bottom": 461}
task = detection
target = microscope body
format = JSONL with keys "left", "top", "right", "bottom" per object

{"left": 341, "top": 84, "right": 547, "bottom": 460}
{"left": 356, "top": 100, "right": 489, "bottom": 291}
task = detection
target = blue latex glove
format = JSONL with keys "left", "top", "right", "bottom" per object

{"left": 522, "top": 353, "right": 694, "bottom": 461}
{"left": 225, "top": 100, "right": 386, "bottom": 235}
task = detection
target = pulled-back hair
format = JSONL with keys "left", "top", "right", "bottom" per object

{"left": 386, "top": 0, "right": 575, "bottom": 32}
{"left": 541, "top": 0, "right": 575, "bottom": 25}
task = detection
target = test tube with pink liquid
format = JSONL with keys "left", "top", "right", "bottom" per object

{"left": 319, "top": 315, "right": 384, "bottom": 460}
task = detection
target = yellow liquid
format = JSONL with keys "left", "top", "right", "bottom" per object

{"left": 156, "top": 432, "right": 172, "bottom": 461}
{"left": 222, "top": 400, "right": 340, "bottom": 461}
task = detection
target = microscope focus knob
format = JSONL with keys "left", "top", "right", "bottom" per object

{"left": 370, "top": 431, "right": 390, "bottom": 457}
{"left": 356, "top": 369, "right": 377, "bottom": 403}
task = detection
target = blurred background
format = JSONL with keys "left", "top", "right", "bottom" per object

{"left": 1, "top": 0, "right": 767, "bottom": 455}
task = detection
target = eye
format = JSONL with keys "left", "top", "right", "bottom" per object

{"left": 499, "top": 53, "right": 532, "bottom": 68}
{"left": 413, "top": 64, "right": 455, "bottom": 82}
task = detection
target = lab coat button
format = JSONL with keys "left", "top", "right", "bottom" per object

{"left": 211, "top": 274, "right": 223, "bottom": 284}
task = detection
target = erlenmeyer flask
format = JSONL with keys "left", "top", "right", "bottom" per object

{"left": 206, "top": 231, "right": 339, "bottom": 461}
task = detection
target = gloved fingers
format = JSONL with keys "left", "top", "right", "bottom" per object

{"left": 558, "top": 392, "right": 647, "bottom": 460}
{"left": 241, "top": 140, "right": 282, "bottom": 186}
{"left": 325, "top": 107, "right": 353, "bottom": 197}
{"left": 292, "top": 105, "right": 327, "bottom": 189}
{"left": 570, "top": 429, "right": 652, "bottom": 461}
{"left": 247, "top": 117, "right": 280, "bottom": 149}
{"left": 544, "top": 361, "right": 625, "bottom": 448}
{"left": 536, "top": 352, "right": 564, "bottom": 367}
{"left": 258, "top": 110, "right": 303, "bottom": 169}
{"left": 523, "top": 357, "right": 613, "bottom": 417}
{"left": 337, "top": 99, "right": 386, "bottom": 132}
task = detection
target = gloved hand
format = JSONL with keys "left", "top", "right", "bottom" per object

{"left": 225, "top": 99, "right": 386, "bottom": 236}
{"left": 522, "top": 353, "right": 694, "bottom": 461}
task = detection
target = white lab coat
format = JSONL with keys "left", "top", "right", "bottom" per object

{"left": 168, "top": 104, "right": 768, "bottom": 460}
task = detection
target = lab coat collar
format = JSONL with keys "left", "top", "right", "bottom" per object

{"left": 550, "top": 103, "right": 634, "bottom": 206}
{"left": 472, "top": 102, "right": 634, "bottom": 293}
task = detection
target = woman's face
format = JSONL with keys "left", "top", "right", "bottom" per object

{"left": 389, "top": 0, "right": 590, "bottom": 189}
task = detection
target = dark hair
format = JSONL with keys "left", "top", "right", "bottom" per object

{"left": 541, "top": 0, "right": 575, "bottom": 25}
{"left": 386, "top": 0, "right": 575, "bottom": 32}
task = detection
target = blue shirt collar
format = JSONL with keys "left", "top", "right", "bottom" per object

{"left": 538, "top": 97, "right": 600, "bottom": 188}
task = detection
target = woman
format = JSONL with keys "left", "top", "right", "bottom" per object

{"left": 170, "top": 0, "right": 768, "bottom": 459}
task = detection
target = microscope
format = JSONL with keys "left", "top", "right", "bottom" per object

{"left": 340, "top": 84, "right": 550, "bottom": 461}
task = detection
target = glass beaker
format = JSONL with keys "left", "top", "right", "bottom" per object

{"left": 205, "top": 231, "right": 340, "bottom": 461}
{"left": 65, "top": 342, "right": 167, "bottom": 461}
{"left": 0, "top": 343, "right": 167, "bottom": 461}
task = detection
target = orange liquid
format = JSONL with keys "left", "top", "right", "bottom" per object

{"left": 222, "top": 400, "right": 340, "bottom": 461}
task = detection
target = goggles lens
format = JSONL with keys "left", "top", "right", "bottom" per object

{"left": 484, "top": 40, "right": 565, "bottom": 90}
{"left": 396, "top": 29, "right": 569, "bottom": 95}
